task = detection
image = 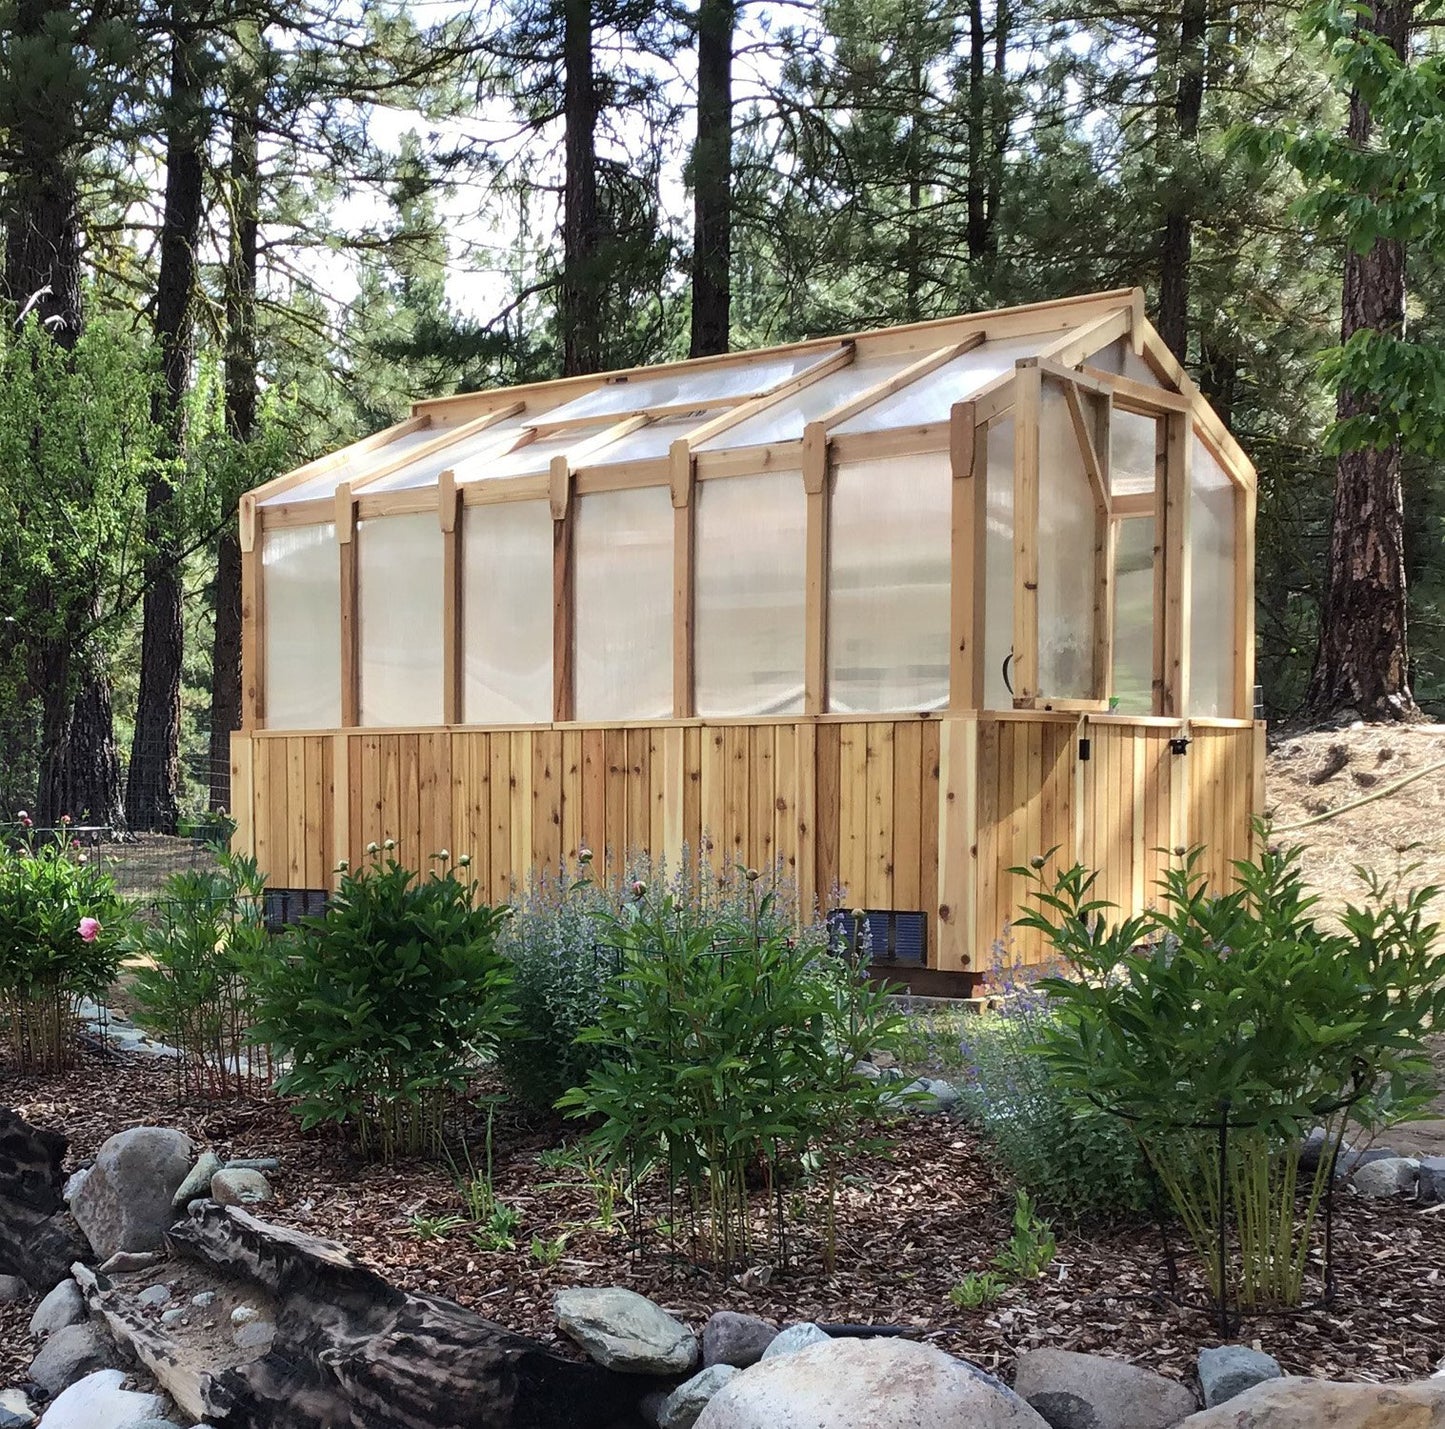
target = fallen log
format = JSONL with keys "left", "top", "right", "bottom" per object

{"left": 0, "top": 1107, "right": 91, "bottom": 1290}
{"left": 164, "top": 1202, "right": 650, "bottom": 1429}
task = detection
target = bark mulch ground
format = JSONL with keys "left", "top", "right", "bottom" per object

{"left": 4, "top": 1048, "right": 1443, "bottom": 1394}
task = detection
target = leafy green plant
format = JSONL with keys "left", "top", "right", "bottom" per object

{"left": 0, "top": 830, "right": 130, "bottom": 1071}
{"left": 949, "top": 1270, "right": 1006, "bottom": 1309}
{"left": 529, "top": 1232, "right": 568, "bottom": 1266}
{"left": 992, "top": 1190, "right": 1056, "bottom": 1280}
{"left": 560, "top": 868, "right": 904, "bottom": 1270}
{"left": 469, "top": 1200, "right": 523, "bottom": 1251}
{"left": 129, "top": 849, "right": 271, "bottom": 1098}
{"left": 1015, "top": 840, "right": 1444, "bottom": 1311}
{"left": 407, "top": 1212, "right": 465, "bottom": 1241}
{"left": 246, "top": 850, "right": 514, "bottom": 1161}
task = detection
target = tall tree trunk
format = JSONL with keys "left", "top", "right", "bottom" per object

{"left": 1157, "top": 0, "right": 1207, "bottom": 357}
{"left": 902, "top": 48, "right": 924, "bottom": 323}
{"left": 984, "top": 0, "right": 1009, "bottom": 257}
{"left": 561, "top": 0, "right": 600, "bottom": 376}
{"left": 209, "top": 38, "right": 262, "bottom": 813}
{"left": 128, "top": 16, "right": 206, "bottom": 833}
{"left": 1305, "top": 0, "right": 1414, "bottom": 720}
{"left": 1, "top": 0, "right": 123, "bottom": 829}
{"left": 689, "top": 0, "right": 735, "bottom": 357}
{"left": 966, "top": 0, "right": 989, "bottom": 260}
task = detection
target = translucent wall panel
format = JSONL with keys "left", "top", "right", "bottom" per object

{"left": 574, "top": 486, "right": 673, "bottom": 719}
{"left": 358, "top": 513, "right": 443, "bottom": 726}
{"left": 260, "top": 428, "right": 438, "bottom": 506}
{"left": 1036, "top": 381, "right": 1098, "bottom": 699}
{"left": 462, "top": 502, "right": 553, "bottom": 723}
{"left": 832, "top": 335, "right": 1045, "bottom": 435}
{"left": 540, "top": 349, "right": 837, "bottom": 425}
{"left": 1090, "top": 338, "right": 1169, "bottom": 388}
{"left": 1112, "top": 517, "right": 1155, "bottom": 714}
{"left": 696, "top": 351, "right": 918, "bottom": 451}
{"left": 984, "top": 416, "right": 1015, "bottom": 710}
{"left": 1189, "top": 435, "right": 1237, "bottom": 717}
{"left": 828, "top": 453, "right": 951, "bottom": 712}
{"left": 1111, "top": 409, "right": 1159, "bottom": 497}
{"left": 366, "top": 415, "right": 532, "bottom": 493}
{"left": 695, "top": 473, "right": 807, "bottom": 716}
{"left": 263, "top": 523, "right": 340, "bottom": 728}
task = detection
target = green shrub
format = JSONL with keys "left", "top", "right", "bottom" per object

{"left": 0, "top": 830, "right": 129, "bottom": 1071}
{"left": 1017, "top": 840, "right": 1444, "bottom": 1311}
{"left": 246, "top": 850, "right": 514, "bottom": 1161}
{"left": 496, "top": 850, "right": 831, "bottom": 1112}
{"left": 560, "top": 871, "right": 903, "bottom": 1270}
{"left": 129, "top": 849, "right": 271, "bottom": 1097}
{"left": 958, "top": 951, "right": 1153, "bottom": 1217}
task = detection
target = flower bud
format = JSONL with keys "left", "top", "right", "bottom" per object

{"left": 383, "top": 838, "right": 396, "bottom": 851}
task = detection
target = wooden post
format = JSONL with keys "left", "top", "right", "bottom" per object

{"left": 803, "top": 422, "right": 829, "bottom": 715}
{"left": 230, "top": 731, "right": 254, "bottom": 859}
{"left": 1234, "top": 478, "right": 1256, "bottom": 720}
{"left": 331, "top": 732, "right": 351, "bottom": 885}
{"left": 551, "top": 455, "right": 575, "bottom": 722}
{"left": 1011, "top": 365, "right": 1042, "bottom": 706}
{"left": 336, "top": 483, "right": 359, "bottom": 729}
{"left": 935, "top": 715, "right": 978, "bottom": 970}
{"left": 670, "top": 440, "right": 695, "bottom": 718}
{"left": 440, "top": 469, "right": 462, "bottom": 725}
{"left": 1161, "top": 412, "right": 1192, "bottom": 717}
{"left": 949, "top": 401, "right": 987, "bottom": 711}
{"left": 239, "top": 496, "right": 262, "bottom": 730}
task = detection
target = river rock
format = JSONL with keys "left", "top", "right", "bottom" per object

{"left": 702, "top": 1311, "right": 776, "bottom": 1368}
{"left": 695, "top": 1337, "right": 1050, "bottom": 1429}
{"left": 0, "top": 1274, "right": 27, "bottom": 1302}
{"left": 761, "top": 1323, "right": 830, "bottom": 1360}
{"left": 135, "top": 1283, "right": 171, "bottom": 1308}
{"left": 98, "top": 1252, "right": 163, "bottom": 1275}
{"left": 1350, "top": 1157, "right": 1419, "bottom": 1198}
{"left": 69, "top": 1127, "right": 193, "bottom": 1260}
{"left": 554, "top": 1287, "right": 698, "bottom": 1374}
{"left": 661, "top": 1365, "right": 741, "bottom": 1429}
{"left": 1198, "top": 1346, "right": 1282, "bottom": 1408}
{"left": 170, "top": 1152, "right": 223, "bottom": 1210}
{"left": 0, "top": 1389, "right": 35, "bottom": 1429}
{"left": 1177, "top": 1376, "right": 1445, "bottom": 1426}
{"left": 1014, "top": 1348, "right": 1197, "bottom": 1428}
{"left": 27, "top": 1321, "right": 114, "bottom": 1397}
{"left": 28, "top": 1279, "right": 83, "bottom": 1339}
{"left": 1416, "top": 1155, "right": 1445, "bottom": 1207}
{"left": 28, "top": 1369, "right": 164, "bottom": 1429}
{"left": 209, "top": 1168, "right": 271, "bottom": 1207}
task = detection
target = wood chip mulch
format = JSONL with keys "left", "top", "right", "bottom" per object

{"left": 3, "top": 1048, "right": 1444, "bottom": 1395}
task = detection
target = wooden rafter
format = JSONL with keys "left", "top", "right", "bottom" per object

{"left": 345, "top": 403, "right": 526, "bottom": 494}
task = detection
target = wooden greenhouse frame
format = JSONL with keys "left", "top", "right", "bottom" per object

{"left": 231, "top": 287, "right": 1263, "bottom": 989}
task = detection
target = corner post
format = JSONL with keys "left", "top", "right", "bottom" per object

{"left": 551, "top": 455, "right": 575, "bottom": 722}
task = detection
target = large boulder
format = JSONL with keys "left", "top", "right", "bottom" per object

{"left": 69, "top": 1128, "right": 193, "bottom": 1261}
{"left": 0, "top": 1108, "right": 91, "bottom": 1290}
{"left": 694, "top": 1337, "right": 1050, "bottom": 1429}
{"left": 702, "top": 1312, "right": 776, "bottom": 1369}
{"left": 1176, "top": 1377, "right": 1445, "bottom": 1427}
{"left": 27, "top": 1369, "right": 164, "bottom": 1429}
{"left": 1013, "top": 1348, "right": 1197, "bottom": 1429}
{"left": 1197, "top": 1346, "right": 1282, "bottom": 1408}
{"left": 1350, "top": 1157, "right": 1419, "bottom": 1199}
{"left": 554, "top": 1287, "right": 698, "bottom": 1375}
{"left": 26, "top": 1321, "right": 114, "bottom": 1398}
{"left": 208, "top": 1168, "right": 271, "bottom": 1208}
{"left": 28, "top": 1279, "right": 83, "bottom": 1339}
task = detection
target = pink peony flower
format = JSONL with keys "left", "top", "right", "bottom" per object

{"left": 77, "top": 917, "right": 101, "bottom": 943}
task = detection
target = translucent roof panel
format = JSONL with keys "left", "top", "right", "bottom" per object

{"left": 260, "top": 427, "right": 439, "bottom": 506}
{"left": 538, "top": 348, "right": 840, "bottom": 426}
{"left": 831, "top": 334, "right": 1048, "bottom": 435}
{"left": 453, "top": 427, "right": 624, "bottom": 483}
{"left": 695, "top": 350, "right": 920, "bottom": 451}
{"left": 576, "top": 414, "right": 706, "bottom": 469}
{"left": 363, "top": 415, "right": 534, "bottom": 493}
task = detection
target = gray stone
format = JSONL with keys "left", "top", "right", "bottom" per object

{"left": 27, "top": 1322, "right": 114, "bottom": 1397}
{"left": 230, "top": 1303, "right": 259, "bottom": 1326}
{"left": 1176, "top": 1376, "right": 1445, "bottom": 1427}
{"left": 69, "top": 1127, "right": 193, "bottom": 1260}
{"left": 695, "top": 1338, "right": 1050, "bottom": 1429}
{"left": 0, "top": 1389, "right": 35, "bottom": 1429}
{"left": 702, "top": 1311, "right": 777, "bottom": 1368}
{"left": 1014, "top": 1348, "right": 1197, "bottom": 1429}
{"left": 1417, "top": 1155, "right": 1445, "bottom": 1207}
{"left": 0, "top": 1273, "right": 28, "bottom": 1302}
{"left": 852, "top": 1060, "right": 881, "bottom": 1082}
{"left": 1198, "top": 1346, "right": 1283, "bottom": 1408}
{"left": 135, "top": 1283, "right": 171, "bottom": 1308}
{"left": 919, "top": 1078, "right": 962, "bottom": 1111}
{"left": 27, "top": 1369, "right": 164, "bottom": 1429}
{"left": 28, "top": 1279, "right": 83, "bottom": 1339}
{"left": 61, "top": 1168, "right": 90, "bottom": 1205}
{"left": 224, "top": 1157, "right": 280, "bottom": 1172}
{"left": 555, "top": 1287, "right": 698, "bottom": 1375}
{"left": 130, "top": 1422, "right": 184, "bottom": 1429}
{"left": 661, "top": 1365, "right": 741, "bottom": 1429}
{"left": 98, "top": 1252, "right": 163, "bottom": 1275}
{"left": 209, "top": 1168, "right": 272, "bottom": 1207}
{"left": 233, "top": 1318, "right": 275, "bottom": 1353}
{"left": 190, "top": 1291, "right": 216, "bottom": 1308}
{"left": 159, "top": 1307, "right": 188, "bottom": 1327}
{"left": 1349, "top": 1156, "right": 1419, "bottom": 1198}
{"left": 760, "top": 1323, "right": 831, "bottom": 1360}
{"left": 170, "top": 1152, "right": 223, "bottom": 1210}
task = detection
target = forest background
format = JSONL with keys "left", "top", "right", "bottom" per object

{"left": 0, "top": 0, "right": 1440, "bottom": 833}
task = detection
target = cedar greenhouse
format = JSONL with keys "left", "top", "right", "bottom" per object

{"left": 230, "top": 288, "right": 1262, "bottom": 991}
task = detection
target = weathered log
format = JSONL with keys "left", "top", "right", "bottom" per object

{"left": 166, "top": 1202, "right": 651, "bottom": 1429}
{"left": 0, "top": 1107, "right": 91, "bottom": 1289}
